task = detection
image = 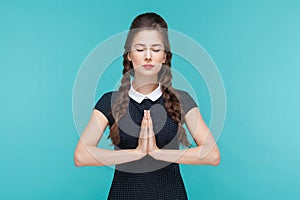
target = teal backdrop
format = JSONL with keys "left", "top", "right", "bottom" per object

{"left": 1, "top": 0, "right": 299, "bottom": 199}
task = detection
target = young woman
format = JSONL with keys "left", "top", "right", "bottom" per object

{"left": 74, "top": 12, "right": 220, "bottom": 200}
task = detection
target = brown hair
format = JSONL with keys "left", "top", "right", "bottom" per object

{"left": 108, "top": 12, "right": 190, "bottom": 147}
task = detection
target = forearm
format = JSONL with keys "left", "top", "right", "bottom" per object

{"left": 149, "top": 145, "right": 220, "bottom": 165}
{"left": 74, "top": 146, "right": 145, "bottom": 167}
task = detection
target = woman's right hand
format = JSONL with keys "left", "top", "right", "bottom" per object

{"left": 135, "top": 110, "right": 148, "bottom": 156}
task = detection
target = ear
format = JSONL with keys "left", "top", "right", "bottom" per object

{"left": 127, "top": 53, "right": 132, "bottom": 62}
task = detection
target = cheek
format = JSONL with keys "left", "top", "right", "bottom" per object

{"left": 156, "top": 54, "right": 166, "bottom": 62}
{"left": 131, "top": 54, "right": 142, "bottom": 63}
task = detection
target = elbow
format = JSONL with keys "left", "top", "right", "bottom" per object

{"left": 74, "top": 147, "right": 105, "bottom": 167}
{"left": 74, "top": 151, "right": 85, "bottom": 167}
{"left": 210, "top": 151, "right": 220, "bottom": 166}
{"left": 197, "top": 146, "right": 221, "bottom": 166}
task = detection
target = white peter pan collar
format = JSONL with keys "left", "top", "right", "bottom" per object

{"left": 129, "top": 82, "right": 162, "bottom": 103}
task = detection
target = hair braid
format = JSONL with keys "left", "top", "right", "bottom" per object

{"left": 159, "top": 64, "right": 190, "bottom": 147}
{"left": 108, "top": 54, "right": 132, "bottom": 145}
{"left": 108, "top": 12, "right": 190, "bottom": 147}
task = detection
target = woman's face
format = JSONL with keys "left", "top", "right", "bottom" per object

{"left": 127, "top": 30, "right": 166, "bottom": 77}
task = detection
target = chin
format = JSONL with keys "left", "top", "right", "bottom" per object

{"left": 135, "top": 70, "right": 160, "bottom": 77}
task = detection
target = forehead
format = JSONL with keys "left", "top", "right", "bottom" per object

{"left": 132, "top": 30, "right": 164, "bottom": 46}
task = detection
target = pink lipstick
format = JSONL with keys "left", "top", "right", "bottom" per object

{"left": 143, "top": 64, "right": 154, "bottom": 69}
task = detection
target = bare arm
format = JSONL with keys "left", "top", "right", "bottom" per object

{"left": 73, "top": 109, "right": 147, "bottom": 167}
{"left": 149, "top": 107, "right": 221, "bottom": 166}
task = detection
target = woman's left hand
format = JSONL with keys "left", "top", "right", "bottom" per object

{"left": 146, "top": 110, "right": 160, "bottom": 154}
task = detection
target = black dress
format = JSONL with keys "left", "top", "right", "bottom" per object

{"left": 94, "top": 89, "right": 198, "bottom": 200}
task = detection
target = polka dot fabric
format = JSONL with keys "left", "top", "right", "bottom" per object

{"left": 94, "top": 89, "right": 198, "bottom": 199}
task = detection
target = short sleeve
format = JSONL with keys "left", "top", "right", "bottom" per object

{"left": 177, "top": 90, "right": 198, "bottom": 115}
{"left": 94, "top": 92, "right": 115, "bottom": 126}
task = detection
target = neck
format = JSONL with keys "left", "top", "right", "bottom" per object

{"left": 132, "top": 77, "right": 159, "bottom": 95}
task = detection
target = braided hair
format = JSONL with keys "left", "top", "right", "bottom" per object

{"left": 108, "top": 12, "right": 190, "bottom": 147}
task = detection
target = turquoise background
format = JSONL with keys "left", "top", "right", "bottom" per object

{"left": 1, "top": 0, "right": 299, "bottom": 199}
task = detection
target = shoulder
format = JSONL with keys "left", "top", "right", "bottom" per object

{"left": 94, "top": 90, "right": 119, "bottom": 109}
{"left": 94, "top": 91, "right": 119, "bottom": 126}
{"left": 96, "top": 91, "right": 119, "bottom": 103}
{"left": 174, "top": 88, "right": 190, "bottom": 97}
{"left": 173, "top": 88, "right": 194, "bottom": 102}
{"left": 173, "top": 88, "right": 198, "bottom": 114}
{"left": 99, "top": 90, "right": 118, "bottom": 98}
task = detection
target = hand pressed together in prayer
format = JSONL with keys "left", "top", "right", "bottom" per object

{"left": 136, "top": 110, "right": 160, "bottom": 157}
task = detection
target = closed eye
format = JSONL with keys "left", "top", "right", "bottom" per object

{"left": 135, "top": 48, "right": 162, "bottom": 52}
{"left": 152, "top": 49, "right": 161, "bottom": 52}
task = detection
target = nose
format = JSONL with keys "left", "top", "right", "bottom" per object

{"left": 145, "top": 48, "right": 152, "bottom": 60}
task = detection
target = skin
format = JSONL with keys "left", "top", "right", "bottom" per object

{"left": 127, "top": 30, "right": 166, "bottom": 94}
{"left": 74, "top": 30, "right": 220, "bottom": 167}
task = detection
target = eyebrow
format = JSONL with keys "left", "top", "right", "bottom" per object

{"left": 133, "top": 43, "right": 163, "bottom": 47}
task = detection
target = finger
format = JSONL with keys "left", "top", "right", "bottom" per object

{"left": 148, "top": 113, "right": 154, "bottom": 136}
{"left": 148, "top": 111, "right": 154, "bottom": 137}
{"left": 143, "top": 122, "right": 148, "bottom": 139}
{"left": 143, "top": 110, "right": 148, "bottom": 127}
{"left": 148, "top": 129, "right": 156, "bottom": 152}
{"left": 142, "top": 112, "right": 148, "bottom": 152}
{"left": 146, "top": 109, "right": 149, "bottom": 120}
{"left": 140, "top": 111, "right": 147, "bottom": 139}
{"left": 144, "top": 111, "right": 149, "bottom": 137}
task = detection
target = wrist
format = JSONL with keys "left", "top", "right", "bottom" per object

{"left": 148, "top": 148, "right": 161, "bottom": 159}
{"left": 132, "top": 148, "right": 147, "bottom": 159}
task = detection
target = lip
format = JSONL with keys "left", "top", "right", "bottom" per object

{"left": 143, "top": 64, "right": 154, "bottom": 68}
